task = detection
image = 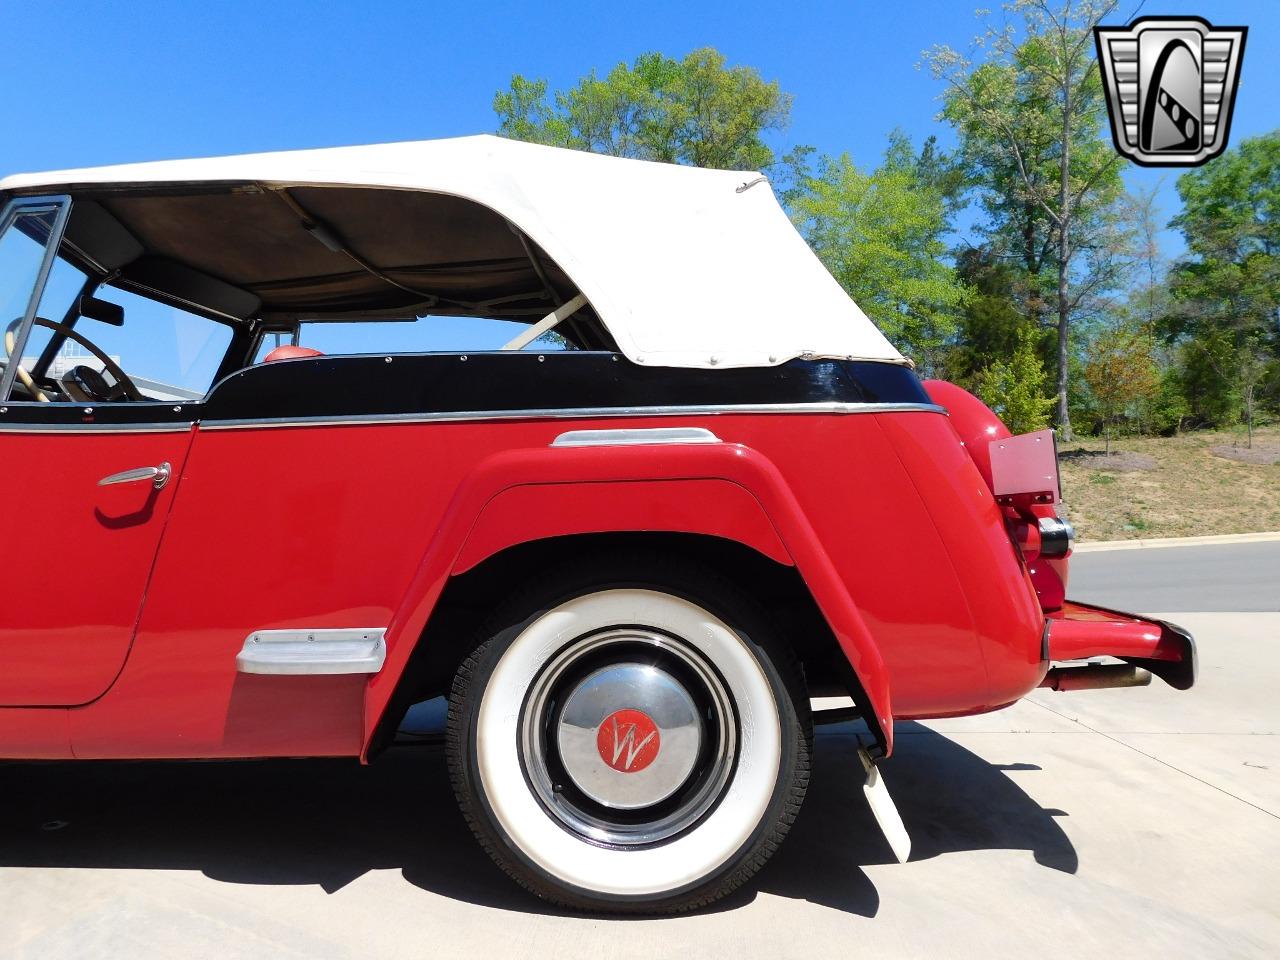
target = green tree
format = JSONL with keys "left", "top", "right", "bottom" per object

{"left": 787, "top": 142, "right": 967, "bottom": 368}
{"left": 494, "top": 49, "right": 792, "bottom": 170}
{"left": 944, "top": 246, "right": 1047, "bottom": 388}
{"left": 1143, "top": 364, "right": 1191, "bottom": 436}
{"left": 925, "top": 0, "right": 1126, "bottom": 438}
{"left": 884, "top": 128, "right": 969, "bottom": 220}
{"left": 974, "top": 329, "right": 1056, "bottom": 434}
{"left": 1163, "top": 131, "right": 1280, "bottom": 441}
{"left": 1122, "top": 183, "right": 1169, "bottom": 329}
{"left": 1083, "top": 323, "right": 1160, "bottom": 454}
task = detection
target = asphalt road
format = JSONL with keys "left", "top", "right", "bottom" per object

{"left": 2, "top": 550, "right": 1278, "bottom": 958}
{"left": 1069, "top": 541, "right": 1280, "bottom": 612}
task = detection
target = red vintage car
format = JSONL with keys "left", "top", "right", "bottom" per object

{"left": 0, "top": 136, "right": 1194, "bottom": 913}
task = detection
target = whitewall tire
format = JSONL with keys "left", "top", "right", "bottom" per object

{"left": 446, "top": 554, "right": 811, "bottom": 913}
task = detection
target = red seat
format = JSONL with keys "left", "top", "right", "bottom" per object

{"left": 262, "top": 345, "right": 324, "bottom": 362}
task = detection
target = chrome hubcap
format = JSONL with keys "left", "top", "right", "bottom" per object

{"left": 557, "top": 663, "right": 702, "bottom": 809}
{"left": 521, "top": 628, "right": 737, "bottom": 846}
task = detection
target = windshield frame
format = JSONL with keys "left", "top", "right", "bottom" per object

{"left": 0, "top": 195, "right": 72, "bottom": 400}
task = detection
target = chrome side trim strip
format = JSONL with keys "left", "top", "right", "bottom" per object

{"left": 0, "top": 422, "right": 194, "bottom": 434}
{"left": 551, "top": 426, "right": 721, "bottom": 447}
{"left": 200, "top": 402, "right": 947, "bottom": 431}
{"left": 236, "top": 628, "right": 387, "bottom": 676}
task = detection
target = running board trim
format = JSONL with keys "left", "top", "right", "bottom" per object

{"left": 236, "top": 628, "right": 387, "bottom": 675}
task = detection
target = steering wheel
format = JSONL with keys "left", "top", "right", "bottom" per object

{"left": 3, "top": 317, "right": 145, "bottom": 403}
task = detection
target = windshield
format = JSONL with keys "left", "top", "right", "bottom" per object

{"left": 1, "top": 200, "right": 237, "bottom": 403}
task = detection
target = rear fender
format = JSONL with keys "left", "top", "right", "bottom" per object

{"left": 451, "top": 478, "right": 791, "bottom": 573}
{"left": 361, "top": 441, "right": 896, "bottom": 759}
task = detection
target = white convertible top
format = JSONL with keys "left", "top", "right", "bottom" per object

{"left": 1, "top": 135, "right": 906, "bottom": 369}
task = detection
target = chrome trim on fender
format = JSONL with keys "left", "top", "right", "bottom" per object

{"left": 551, "top": 426, "right": 721, "bottom": 447}
{"left": 199, "top": 401, "right": 948, "bottom": 431}
{"left": 236, "top": 628, "right": 387, "bottom": 675}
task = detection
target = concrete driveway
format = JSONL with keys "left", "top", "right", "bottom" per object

{"left": 3, "top": 607, "right": 1277, "bottom": 957}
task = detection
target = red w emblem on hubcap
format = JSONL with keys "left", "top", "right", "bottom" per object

{"left": 597, "top": 709, "right": 661, "bottom": 773}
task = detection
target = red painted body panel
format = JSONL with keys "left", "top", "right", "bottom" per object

{"left": 920, "top": 380, "right": 1008, "bottom": 488}
{"left": 366, "top": 429, "right": 901, "bottom": 755}
{"left": 0, "top": 402, "right": 1192, "bottom": 763}
{"left": 454, "top": 478, "right": 791, "bottom": 573}
{"left": 873, "top": 413, "right": 1047, "bottom": 710}
{"left": 0, "top": 707, "right": 71, "bottom": 759}
{"left": 732, "top": 414, "right": 992, "bottom": 721}
{"left": 0, "top": 429, "right": 193, "bottom": 706}
{"left": 67, "top": 421, "right": 439, "bottom": 758}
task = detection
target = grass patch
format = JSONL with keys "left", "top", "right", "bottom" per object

{"left": 1059, "top": 424, "right": 1280, "bottom": 542}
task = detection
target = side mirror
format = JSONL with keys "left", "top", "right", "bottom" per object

{"left": 78, "top": 295, "right": 124, "bottom": 326}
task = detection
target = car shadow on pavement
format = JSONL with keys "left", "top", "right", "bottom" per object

{"left": 0, "top": 721, "right": 1075, "bottom": 919}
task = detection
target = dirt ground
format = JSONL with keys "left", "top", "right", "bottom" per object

{"left": 1058, "top": 424, "right": 1280, "bottom": 542}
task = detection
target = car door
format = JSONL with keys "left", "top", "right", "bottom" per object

{"left": 0, "top": 196, "right": 208, "bottom": 705}
{"left": 0, "top": 426, "right": 195, "bottom": 704}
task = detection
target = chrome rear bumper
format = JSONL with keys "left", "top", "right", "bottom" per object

{"left": 1044, "top": 601, "right": 1197, "bottom": 691}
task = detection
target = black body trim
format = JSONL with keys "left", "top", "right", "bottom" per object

{"left": 0, "top": 354, "right": 929, "bottom": 428}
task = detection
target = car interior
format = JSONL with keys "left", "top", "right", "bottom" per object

{"left": 0, "top": 186, "right": 612, "bottom": 404}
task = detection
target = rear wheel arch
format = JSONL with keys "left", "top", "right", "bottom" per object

{"left": 365, "top": 532, "right": 876, "bottom": 758}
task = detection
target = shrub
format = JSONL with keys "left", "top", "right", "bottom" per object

{"left": 975, "top": 331, "right": 1056, "bottom": 434}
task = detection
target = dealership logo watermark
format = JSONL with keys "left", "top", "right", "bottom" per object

{"left": 1095, "top": 16, "right": 1247, "bottom": 167}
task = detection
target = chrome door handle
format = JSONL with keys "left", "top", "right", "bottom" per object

{"left": 99, "top": 461, "right": 172, "bottom": 490}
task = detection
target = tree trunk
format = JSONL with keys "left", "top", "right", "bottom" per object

{"left": 1023, "top": 204, "right": 1041, "bottom": 329}
{"left": 1055, "top": 276, "right": 1071, "bottom": 438}
{"left": 1055, "top": 104, "right": 1073, "bottom": 441}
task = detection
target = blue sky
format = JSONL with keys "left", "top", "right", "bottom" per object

{"left": 2, "top": 1, "right": 1275, "bottom": 278}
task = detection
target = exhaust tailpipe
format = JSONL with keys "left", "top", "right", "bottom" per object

{"left": 1040, "top": 662, "right": 1152, "bottom": 692}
